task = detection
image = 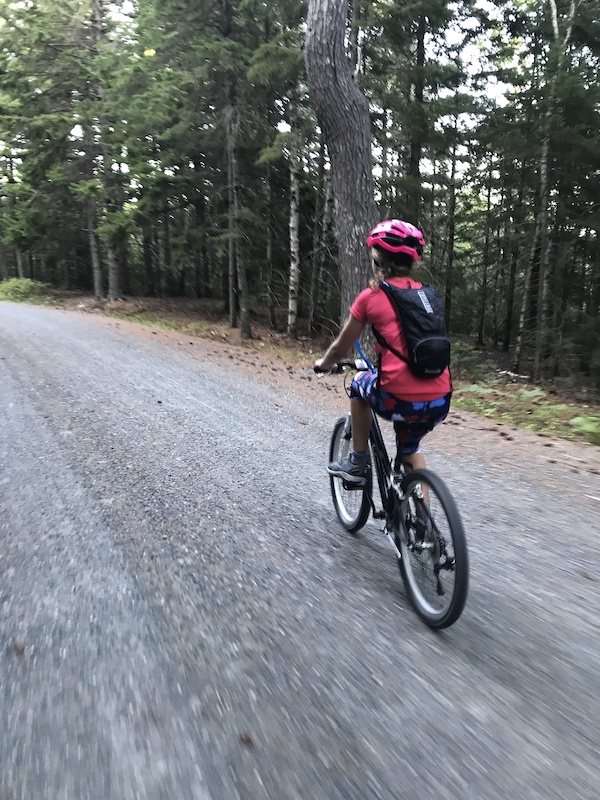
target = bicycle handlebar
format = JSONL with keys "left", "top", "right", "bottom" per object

{"left": 313, "top": 359, "right": 370, "bottom": 375}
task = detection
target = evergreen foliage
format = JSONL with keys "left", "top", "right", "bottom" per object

{"left": 0, "top": 0, "right": 599, "bottom": 386}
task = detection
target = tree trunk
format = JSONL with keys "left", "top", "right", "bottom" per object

{"left": 120, "top": 243, "right": 131, "bottom": 296}
{"left": 551, "top": 195, "right": 569, "bottom": 377}
{"left": 201, "top": 232, "right": 210, "bottom": 299}
{"left": 82, "top": 122, "right": 103, "bottom": 300}
{"left": 308, "top": 134, "right": 326, "bottom": 334}
{"left": 503, "top": 163, "right": 526, "bottom": 353}
{"left": 444, "top": 130, "right": 457, "bottom": 332}
{"left": 59, "top": 258, "right": 69, "bottom": 290}
{"left": 158, "top": 208, "right": 171, "bottom": 297}
{"left": 314, "top": 179, "right": 334, "bottom": 332}
{"left": 192, "top": 198, "right": 208, "bottom": 299}
{"left": 492, "top": 212, "right": 508, "bottom": 348}
{"left": 236, "top": 235, "right": 252, "bottom": 339}
{"left": 287, "top": 149, "right": 301, "bottom": 337}
{"left": 406, "top": 14, "right": 425, "bottom": 224}
{"left": 221, "top": 252, "right": 229, "bottom": 315}
{"left": 348, "top": 0, "right": 361, "bottom": 74}
{"left": 264, "top": 165, "right": 277, "bottom": 329}
{"left": 106, "top": 245, "right": 121, "bottom": 301}
{"left": 493, "top": 264, "right": 502, "bottom": 347}
{"left": 175, "top": 206, "right": 191, "bottom": 297}
{"left": 477, "top": 164, "right": 493, "bottom": 346}
{"left": 531, "top": 131, "right": 551, "bottom": 382}
{"left": 380, "top": 109, "right": 390, "bottom": 216}
{"left": 16, "top": 252, "right": 25, "bottom": 279}
{"left": 142, "top": 223, "right": 155, "bottom": 297}
{"left": 588, "top": 235, "right": 600, "bottom": 318}
{"left": 428, "top": 157, "right": 438, "bottom": 276}
{"left": 514, "top": 210, "right": 542, "bottom": 373}
{"left": 224, "top": 97, "right": 251, "bottom": 338}
{"left": 305, "top": 0, "right": 378, "bottom": 319}
{"left": 225, "top": 102, "right": 238, "bottom": 328}
{"left": 0, "top": 242, "right": 8, "bottom": 281}
{"left": 105, "top": 210, "right": 122, "bottom": 300}
{"left": 86, "top": 202, "right": 104, "bottom": 299}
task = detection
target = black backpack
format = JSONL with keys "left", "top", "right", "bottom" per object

{"left": 372, "top": 281, "right": 451, "bottom": 379}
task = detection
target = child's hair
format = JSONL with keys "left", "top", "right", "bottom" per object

{"left": 370, "top": 244, "right": 414, "bottom": 289}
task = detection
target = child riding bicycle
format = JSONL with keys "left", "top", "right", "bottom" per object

{"left": 315, "top": 219, "right": 452, "bottom": 486}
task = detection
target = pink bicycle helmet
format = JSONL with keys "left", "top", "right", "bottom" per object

{"left": 367, "top": 219, "right": 426, "bottom": 260}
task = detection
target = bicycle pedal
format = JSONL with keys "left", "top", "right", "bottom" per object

{"left": 342, "top": 480, "right": 364, "bottom": 491}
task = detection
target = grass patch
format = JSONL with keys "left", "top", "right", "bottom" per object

{"left": 453, "top": 382, "right": 600, "bottom": 446}
{"left": 110, "top": 310, "right": 234, "bottom": 339}
{"left": 0, "top": 278, "right": 52, "bottom": 302}
{"left": 105, "top": 303, "right": 317, "bottom": 363}
{"left": 110, "top": 311, "right": 185, "bottom": 332}
{"left": 570, "top": 416, "right": 600, "bottom": 446}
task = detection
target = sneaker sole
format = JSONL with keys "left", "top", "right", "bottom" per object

{"left": 326, "top": 467, "right": 367, "bottom": 486}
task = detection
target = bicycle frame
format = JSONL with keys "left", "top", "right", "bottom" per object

{"left": 367, "top": 414, "right": 409, "bottom": 560}
{"left": 368, "top": 413, "right": 392, "bottom": 520}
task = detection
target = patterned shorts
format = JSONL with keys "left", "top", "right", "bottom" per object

{"left": 350, "top": 370, "right": 451, "bottom": 455}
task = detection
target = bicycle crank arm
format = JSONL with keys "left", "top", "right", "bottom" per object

{"left": 413, "top": 541, "right": 435, "bottom": 552}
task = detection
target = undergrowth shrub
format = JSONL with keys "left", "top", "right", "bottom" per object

{"left": 0, "top": 278, "right": 51, "bottom": 301}
{"left": 451, "top": 341, "right": 496, "bottom": 382}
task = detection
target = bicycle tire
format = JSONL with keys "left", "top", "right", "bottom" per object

{"left": 397, "top": 469, "right": 468, "bottom": 629}
{"left": 329, "top": 415, "right": 372, "bottom": 533}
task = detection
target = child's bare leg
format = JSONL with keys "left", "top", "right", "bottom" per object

{"left": 350, "top": 397, "right": 372, "bottom": 452}
{"left": 402, "top": 450, "right": 429, "bottom": 505}
{"left": 402, "top": 451, "right": 427, "bottom": 472}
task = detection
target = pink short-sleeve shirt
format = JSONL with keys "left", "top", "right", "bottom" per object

{"left": 350, "top": 277, "right": 452, "bottom": 401}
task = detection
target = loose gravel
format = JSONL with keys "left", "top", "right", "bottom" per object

{"left": 1, "top": 302, "right": 599, "bottom": 800}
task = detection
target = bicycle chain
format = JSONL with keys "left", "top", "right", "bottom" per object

{"left": 411, "top": 525, "right": 450, "bottom": 595}
{"left": 404, "top": 494, "right": 451, "bottom": 595}
{"left": 414, "top": 550, "right": 441, "bottom": 593}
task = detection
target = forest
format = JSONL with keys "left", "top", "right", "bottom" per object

{"left": 0, "top": 0, "right": 599, "bottom": 388}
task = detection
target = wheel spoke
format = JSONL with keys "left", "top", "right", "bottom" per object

{"left": 397, "top": 470, "right": 468, "bottom": 628}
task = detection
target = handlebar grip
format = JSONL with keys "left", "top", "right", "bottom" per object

{"left": 314, "top": 362, "right": 349, "bottom": 374}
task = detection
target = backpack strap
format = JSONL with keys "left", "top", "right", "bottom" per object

{"left": 371, "top": 325, "right": 409, "bottom": 364}
{"left": 372, "top": 281, "right": 410, "bottom": 364}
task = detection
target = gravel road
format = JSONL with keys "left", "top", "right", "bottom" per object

{"left": 1, "top": 302, "right": 599, "bottom": 800}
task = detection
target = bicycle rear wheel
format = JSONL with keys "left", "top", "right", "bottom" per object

{"left": 397, "top": 469, "right": 468, "bottom": 628}
{"left": 329, "top": 415, "right": 372, "bottom": 533}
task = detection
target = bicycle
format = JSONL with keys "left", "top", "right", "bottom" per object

{"left": 317, "top": 358, "right": 469, "bottom": 629}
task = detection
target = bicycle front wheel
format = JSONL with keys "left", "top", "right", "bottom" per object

{"left": 397, "top": 469, "right": 468, "bottom": 629}
{"left": 329, "top": 415, "right": 372, "bottom": 533}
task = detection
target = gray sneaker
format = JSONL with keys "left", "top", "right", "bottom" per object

{"left": 327, "top": 456, "right": 370, "bottom": 485}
